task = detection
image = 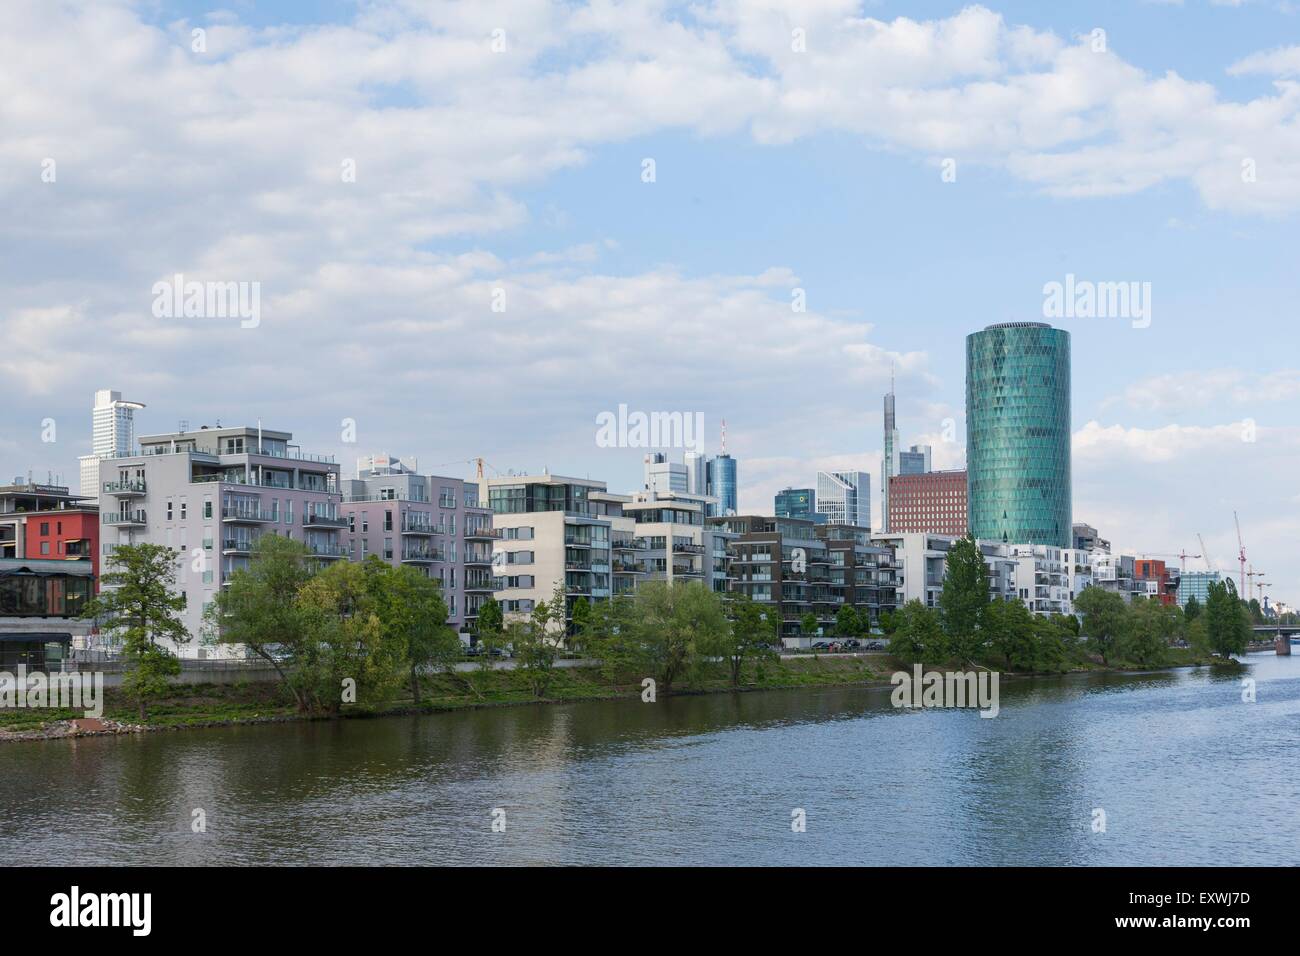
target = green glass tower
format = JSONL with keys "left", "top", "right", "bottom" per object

{"left": 966, "top": 322, "right": 1071, "bottom": 547}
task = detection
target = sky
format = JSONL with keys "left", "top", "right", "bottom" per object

{"left": 1, "top": 0, "right": 1297, "bottom": 601}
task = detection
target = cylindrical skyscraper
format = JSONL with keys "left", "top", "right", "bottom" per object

{"left": 966, "top": 322, "right": 1071, "bottom": 547}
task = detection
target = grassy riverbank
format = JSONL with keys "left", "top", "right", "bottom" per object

{"left": 0, "top": 649, "right": 1238, "bottom": 742}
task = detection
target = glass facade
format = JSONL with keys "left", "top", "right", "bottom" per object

{"left": 707, "top": 454, "right": 737, "bottom": 516}
{"left": 966, "top": 322, "right": 1071, "bottom": 547}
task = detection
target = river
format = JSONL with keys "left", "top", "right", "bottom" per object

{"left": 3, "top": 652, "right": 1296, "bottom": 865}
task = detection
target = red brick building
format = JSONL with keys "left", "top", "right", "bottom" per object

{"left": 1134, "top": 558, "right": 1177, "bottom": 606}
{"left": 888, "top": 470, "right": 968, "bottom": 536}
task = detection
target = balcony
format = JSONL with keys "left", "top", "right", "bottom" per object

{"left": 104, "top": 479, "right": 146, "bottom": 497}
{"left": 464, "top": 552, "right": 493, "bottom": 566}
{"left": 223, "top": 505, "right": 272, "bottom": 523}
{"left": 674, "top": 542, "right": 705, "bottom": 554}
{"left": 304, "top": 513, "right": 348, "bottom": 529}
{"left": 103, "top": 510, "right": 147, "bottom": 527}
{"left": 223, "top": 538, "right": 258, "bottom": 555}
{"left": 401, "top": 549, "right": 443, "bottom": 564}
{"left": 465, "top": 525, "right": 502, "bottom": 541}
{"left": 400, "top": 519, "right": 441, "bottom": 536}
{"left": 307, "top": 543, "right": 347, "bottom": 559}
{"left": 613, "top": 538, "right": 648, "bottom": 551}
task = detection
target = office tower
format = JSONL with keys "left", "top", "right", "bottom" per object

{"left": 882, "top": 377, "right": 899, "bottom": 531}
{"left": 775, "top": 487, "right": 822, "bottom": 523}
{"left": 888, "top": 469, "right": 967, "bottom": 536}
{"left": 966, "top": 322, "right": 1072, "bottom": 547}
{"left": 643, "top": 453, "right": 688, "bottom": 494}
{"left": 899, "top": 444, "right": 931, "bottom": 475}
{"left": 816, "top": 471, "right": 871, "bottom": 529}
{"left": 78, "top": 389, "right": 145, "bottom": 497}
{"left": 707, "top": 453, "right": 737, "bottom": 516}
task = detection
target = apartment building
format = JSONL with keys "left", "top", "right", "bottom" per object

{"left": 0, "top": 482, "right": 100, "bottom": 584}
{"left": 339, "top": 455, "right": 496, "bottom": 637}
{"left": 1134, "top": 558, "right": 1178, "bottom": 606}
{"left": 96, "top": 424, "right": 343, "bottom": 656}
{"left": 714, "top": 516, "right": 896, "bottom": 645}
{"left": 485, "top": 475, "right": 616, "bottom": 633}
{"left": 620, "top": 490, "right": 733, "bottom": 595}
{"left": 871, "top": 531, "right": 955, "bottom": 609}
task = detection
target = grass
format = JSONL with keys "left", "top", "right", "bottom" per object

{"left": 0, "top": 647, "right": 1245, "bottom": 739}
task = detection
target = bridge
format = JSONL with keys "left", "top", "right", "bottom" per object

{"left": 1251, "top": 624, "right": 1298, "bottom": 656}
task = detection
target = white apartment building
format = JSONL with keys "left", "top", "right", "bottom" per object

{"left": 484, "top": 474, "right": 732, "bottom": 639}
{"left": 97, "top": 423, "right": 342, "bottom": 656}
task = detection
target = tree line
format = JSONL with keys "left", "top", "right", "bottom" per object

{"left": 882, "top": 535, "right": 1252, "bottom": 671}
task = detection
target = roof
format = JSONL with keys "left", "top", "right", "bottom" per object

{"left": 0, "top": 558, "right": 94, "bottom": 577}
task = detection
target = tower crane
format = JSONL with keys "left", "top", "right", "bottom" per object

{"left": 1138, "top": 550, "right": 1201, "bottom": 574}
{"left": 1196, "top": 534, "right": 1213, "bottom": 572}
{"left": 1247, "top": 566, "right": 1267, "bottom": 602}
{"left": 1234, "top": 512, "right": 1247, "bottom": 597}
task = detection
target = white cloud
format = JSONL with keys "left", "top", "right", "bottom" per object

{"left": 1104, "top": 368, "right": 1300, "bottom": 412}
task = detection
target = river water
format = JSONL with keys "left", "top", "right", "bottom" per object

{"left": 3, "top": 652, "right": 1297, "bottom": 865}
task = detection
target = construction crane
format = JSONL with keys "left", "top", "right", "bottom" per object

{"left": 1247, "top": 566, "right": 1267, "bottom": 602}
{"left": 1138, "top": 550, "right": 1201, "bottom": 574}
{"left": 1234, "top": 512, "right": 1247, "bottom": 597}
{"left": 437, "top": 457, "right": 503, "bottom": 480}
{"left": 1196, "top": 533, "right": 1213, "bottom": 572}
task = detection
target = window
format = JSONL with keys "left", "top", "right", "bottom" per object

{"left": 203, "top": 498, "right": 213, "bottom": 519}
{"left": 180, "top": 498, "right": 187, "bottom": 519}
{"left": 384, "top": 511, "right": 393, "bottom": 532}
{"left": 167, "top": 500, "right": 173, "bottom": 521}
{"left": 40, "top": 522, "right": 49, "bottom": 535}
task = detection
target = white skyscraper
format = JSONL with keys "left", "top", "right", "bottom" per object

{"left": 817, "top": 470, "right": 872, "bottom": 529}
{"left": 78, "top": 389, "right": 145, "bottom": 496}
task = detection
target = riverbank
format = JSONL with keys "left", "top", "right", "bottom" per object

{"left": 0, "top": 647, "right": 1235, "bottom": 743}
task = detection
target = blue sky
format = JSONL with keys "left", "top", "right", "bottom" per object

{"left": 1, "top": 0, "right": 1298, "bottom": 597}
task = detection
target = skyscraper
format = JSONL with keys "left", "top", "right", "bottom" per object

{"left": 707, "top": 453, "right": 737, "bottom": 516}
{"left": 966, "top": 322, "right": 1071, "bottom": 547}
{"left": 881, "top": 374, "right": 900, "bottom": 531}
{"left": 816, "top": 471, "right": 871, "bottom": 529}
{"left": 78, "top": 389, "right": 145, "bottom": 497}
{"left": 899, "top": 444, "right": 931, "bottom": 475}
{"left": 775, "top": 487, "right": 821, "bottom": 523}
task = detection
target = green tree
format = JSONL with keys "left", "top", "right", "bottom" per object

{"left": 475, "top": 597, "right": 503, "bottom": 644}
{"left": 1184, "top": 594, "right": 1201, "bottom": 623}
{"left": 939, "top": 534, "right": 989, "bottom": 662}
{"left": 715, "top": 593, "right": 778, "bottom": 686}
{"left": 888, "top": 599, "right": 946, "bottom": 665}
{"left": 82, "top": 543, "right": 188, "bottom": 720}
{"left": 984, "top": 597, "right": 1037, "bottom": 670}
{"left": 878, "top": 609, "right": 898, "bottom": 635}
{"left": 294, "top": 560, "right": 404, "bottom": 715}
{"left": 570, "top": 596, "right": 592, "bottom": 646}
{"left": 206, "top": 535, "right": 316, "bottom": 711}
{"left": 582, "top": 594, "right": 641, "bottom": 681}
{"left": 363, "top": 558, "right": 454, "bottom": 706}
{"left": 1120, "top": 597, "right": 1175, "bottom": 666}
{"left": 835, "top": 605, "right": 862, "bottom": 639}
{"left": 1074, "top": 586, "right": 1129, "bottom": 665}
{"left": 627, "top": 581, "right": 728, "bottom": 694}
{"left": 800, "top": 612, "right": 820, "bottom": 639}
{"left": 509, "top": 617, "right": 558, "bottom": 698}
{"left": 1204, "top": 579, "right": 1250, "bottom": 661}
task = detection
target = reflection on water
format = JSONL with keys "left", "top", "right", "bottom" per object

{"left": 2, "top": 654, "right": 1296, "bottom": 865}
